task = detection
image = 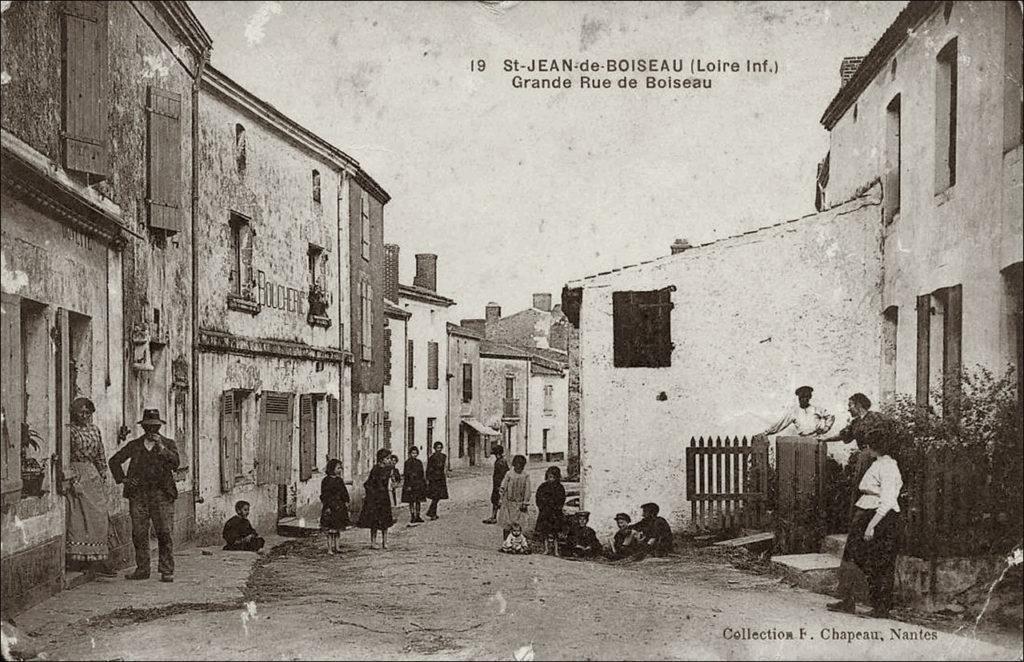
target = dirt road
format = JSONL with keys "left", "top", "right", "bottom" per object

{"left": 14, "top": 466, "right": 1019, "bottom": 660}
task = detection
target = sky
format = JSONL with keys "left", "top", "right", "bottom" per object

{"left": 188, "top": 0, "right": 905, "bottom": 320}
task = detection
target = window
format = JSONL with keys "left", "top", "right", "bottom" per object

{"left": 1006, "top": 1, "right": 1023, "bottom": 151}
{"left": 427, "top": 341, "right": 439, "bottom": 390}
{"left": 542, "top": 429, "right": 550, "bottom": 458}
{"left": 146, "top": 87, "right": 182, "bottom": 234}
{"left": 383, "top": 412, "right": 392, "bottom": 450}
{"left": 427, "top": 418, "right": 436, "bottom": 447}
{"left": 384, "top": 326, "right": 392, "bottom": 386}
{"left": 884, "top": 95, "right": 901, "bottom": 224}
{"left": 407, "top": 339, "right": 414, "bottom": 388}
{"left": 462, "top": 363, "right": 473, "bottom": 403}
{"left": 612, "top": 287, "right": 674, "bottom": 368}
{"left": 219, "top": 390, "right": 246, "bottom": 491}
{"left": 543, "top": 384, "right": 554, "bottom": 414}
{"left": 312, "top": 169, "right": 321, "bottom": 204}
{"left": 407, "top": 416, "right": 415, "bottom": 446}
{"left": 505, "top": 376, "right": 515, "bottom": 400}
{"left": 298, "top": 394, "right": 317, "bottom": 481}
{"left": 360, "top": 191, "right": 371, "bottom": 261}
{"left": 229, "top": 214, "right": 255, "bottom": 300}
{"left": 935, "top": 38, "right": 958, "bottom": 192}
{"left": 235, "top": 124, "right": 246, "bottom": 174}
{"left": 881, "top": 306, "right": 898, "bottom": 403}
{"left": 327, "top": 394, "right": 340, "bottom": 462}
{"left": 308, "top": 244, "right": 328, "bottom": 323}
{"left": 916, "top": 286, "right": 962, "bottom": 419}
{"left": 59, "top": 1, "right": 108, "bottom": 179}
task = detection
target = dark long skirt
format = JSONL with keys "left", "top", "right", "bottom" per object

{"left": 840, "top": 507, "right": 899, "bottom": 612}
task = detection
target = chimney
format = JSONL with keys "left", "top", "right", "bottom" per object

{"left": 460, "top": 319, "right": 486, "bottom": 336}
{"left": 532, "top": 293, "right": 552, "bottom": 312}
{"left": 485, "top": 302, "right": 501, "bottom": 330}
{"left": 839, "top": 56, "right": 864, "bottom": 87}
{"left": 384, "top": 243, "right": 400, "bottom": 303}
{"left": 670, "top": 238, "right": 692, "bottom": 255}
{"left": 413, "top": 253, "right": 437, "bottom": 292}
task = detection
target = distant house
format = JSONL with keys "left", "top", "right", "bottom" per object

{"left": 447, "top": 323, "right": 498, "bottom": 468}
{"left": 462, "top": 293, "right": 573, "bottom": 353}
{"left": 383, "top": 298, "right": 410, "bottom": 465}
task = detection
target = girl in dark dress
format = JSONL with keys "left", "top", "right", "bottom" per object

{"left": 320, "top": 459, "right": 350, "bottom": 555}
{"left": 535, "top": 466, "right": 566, "bottom": 556}
{"left": 425, "top": 442, "right": 449, "bottom": 520}
{"left": 401, "top": 446, "right": 427, "bottom": 525}
{"left": 357, "top": 449, "right": 395, "bottom": 549}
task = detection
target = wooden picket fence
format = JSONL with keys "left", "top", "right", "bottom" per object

{"left": 685, "top": 435, "right": 770, "bottom": 531}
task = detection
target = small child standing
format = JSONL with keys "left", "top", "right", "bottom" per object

{"left": 320, "top": 459, "right": 350, "bottom": 555}
{"left": 499, "top": 522, "right": 531, "bottom": 555}
{"left": 223, "top": 500, "right": 265, "bottom": 552}
{"left": 388, "top": 454, "right": 402, "bottom": 506}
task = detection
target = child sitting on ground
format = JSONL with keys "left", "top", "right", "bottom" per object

{"left": 223, "top": 500, "right": 265, "bottom": 552}
{"left": 565, "top": 511, "right": 603, "bottom": 559}
{"left": 500, "top": 522, "right": 532, "bottom": 554}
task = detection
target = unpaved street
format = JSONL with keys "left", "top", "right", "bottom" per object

{"left": 13, "top": 467, "right": 1018, "bottom": 661}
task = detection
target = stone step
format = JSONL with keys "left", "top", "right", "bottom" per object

{"left": 276, "top": 516, "right": 321, "bottom": 538}
{"left": 714, "top": 531, "right": 775, "bottom": 553}
{"left": 821, "top": 533, "right": 848, "bottom": 557}
{"left": 771, "top": 553, "right": 841, "bottom": 595}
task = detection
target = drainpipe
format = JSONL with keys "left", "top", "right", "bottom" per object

{"left": 191, "top": 47, "right": 211, "bottom": 506}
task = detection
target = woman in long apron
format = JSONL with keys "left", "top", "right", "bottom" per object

{"left": 66, "top": 397, "right": 114, "bottom": 575}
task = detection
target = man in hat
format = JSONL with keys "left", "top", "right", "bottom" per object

{"left": 762, "top": 385, "right": 835, "bottom": 437}
{"left": 109, "top": 408, "right": 180, "bottom": 582}
{"left": 483, "top": 443, "right": 509, "bottom": 524}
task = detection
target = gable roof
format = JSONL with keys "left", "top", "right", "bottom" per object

{"left": 447, "top": 323, "right": 483, "bottom": 340}
{"left": 398, "top": 283, "right": 456, "bottom": 307}
{"left": 384, "top": 301, "right": 410, "bottom": 319}
{"left": 480, "top": 340, "right": 567, "bottom": 372}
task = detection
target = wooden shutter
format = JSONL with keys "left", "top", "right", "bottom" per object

{"left": 407, "top": 417, "right": 415, "bottom": 446}
{"left": 942, "top": 285, "right": 963, "bottom": 421}
{"left": 462, "top": 364, "right": 473, "bottom": 403}
{"left": 383, "top": 327, "right": 392, "bottom": 385}
{"left": 427, "top": 342, "right": 439, "bottom": 389}
{"left": 258, "top": 392, "right": 293, "bottom": 485}
{"left": 645, "top": 288, "right": 674, "bottom": 367}
{"left": 219, "top": 391, "right": 238, "bottom": 492}
{"left": 60, "top": 1, "right": 108, "bottom": 177}
{"left": 299, "top": 394, "right": 314, "bottom": 481}
{"left": 327, "top": 394, "right": 340, "bottom": 462}
{"left": 1, "top": 293, "right": 23, "bottom": 504}
{"left": 407, "top": 340, "right": 414, "bottom": 388}
{"left": 916, "top": 294, "right": 931, "bottom": 407}
{"left": 383, "top": 411, "right": 392, "bottom": 449}
{"left": 147, "top": 87, "right": 182, "bottom": 233}
{"left": 55, "top": 309, "right": 72, "bottom": 482}
{"left": 612, "top": 292, "right": 636, "bottom": 367}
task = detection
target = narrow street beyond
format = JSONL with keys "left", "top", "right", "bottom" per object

{"left": 11, "top": 467, "right": 1018, "bottom": 661}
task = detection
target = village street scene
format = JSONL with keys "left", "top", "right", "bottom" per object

{"left": 0, "top": 1, "right": 1022, "bottom": 660}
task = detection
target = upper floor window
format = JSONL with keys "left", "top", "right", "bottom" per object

{"left": 427, "top": 341, "right": 439, "bottom": 390}
{"left": 307, "top": 244, "right": 329, "bottom": 323}
{"left": 361, "top": 191, "right": 371, "bottom": 261}
{"left": 59, "top": 2, "right": 109, "bottom": 180}
{"left": 235, "top": 124, "right": 247, "bottom": 174}
{"left": 612, "top": 288, "right": 674, "bottom": 368}
{"left": 543, "top": 384, "right": 554, "bottom": 413}
{"left": 935, "top": 38, "right": 958, "bottom": 192}
{"left": 462, "top": 363, "right": 473, "bottom": 403}
{"left": 229, "top": 213, "right": 255, "bottom": 301}
{"left": 312, "top": 170, "right": 321, "bottom": 204}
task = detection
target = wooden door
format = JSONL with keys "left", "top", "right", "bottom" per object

{"left": 257, "top": 392, "right": 293, "bottom": 486}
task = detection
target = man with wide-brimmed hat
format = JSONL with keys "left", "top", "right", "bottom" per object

{"left": 109, "top": 408, "right": 180, "bottom": 583}
{"left": 762, "top": 385, "right": 836, "bottom": 437}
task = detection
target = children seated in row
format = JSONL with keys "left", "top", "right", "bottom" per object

{"left": 606, "top": 503, "right": 674, "bottom": 560}
{"left": 223, "top": 500, "right": 265, "bottom": 552}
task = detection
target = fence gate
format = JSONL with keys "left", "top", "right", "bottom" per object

{"left": 775, "top": 436, "right": 827, "bottom": 554}
{"left": 686, "top": 435, "right": 769, "bottom": 531}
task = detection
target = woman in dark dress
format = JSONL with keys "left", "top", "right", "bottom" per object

{"left": 356, "top": 449, "right": 395, "bottom": 549}
{"left": 401, "top": 446, "right": 427, "bottom": 525}
{"left": 320, "top": 459, "right": 350, "bottom": 555}
{"left": 424, "top": 442, "right": 449, "bottom": 520}
{"left": 534, "top": 466, "right": 566, "bottom": 556}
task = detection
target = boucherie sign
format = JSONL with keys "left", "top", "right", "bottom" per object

{"left": 255, "top": 270, "right": 330, "bottom": 315}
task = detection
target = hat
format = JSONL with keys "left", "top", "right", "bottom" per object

{"left": 795, "top": 385, "right": 813, "bottom": 397}
{"left": 576, "top": 510, "right": 591, "bottom": 519}
{"left": 138, "top": 408, "right": 165, "bottom": 425}
{"left": 614, "top": 512, "right": 631, "bottom": 523}
{"left": 640, "top": 502, "right": 660, "bottom": 515}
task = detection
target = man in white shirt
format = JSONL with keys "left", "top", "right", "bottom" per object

{"left": 762, "top": 386, "right": 835, "bottom": 437}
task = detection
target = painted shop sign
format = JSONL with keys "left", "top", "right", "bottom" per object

{"left": 254, "top": 271, "right": 332, "bottom": 315}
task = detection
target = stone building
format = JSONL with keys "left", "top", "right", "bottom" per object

{"left": 1, "top": 0, "right": 211, "bottom": 612}
{"left": 818, "top": 0, "right": 1023, "bottom": 409}
{"left": 447, "top": 323, "right": 498, "bottom": 469}
{"left": 194, "top": 65, "right": 355, "bottom": 540}
{"left": 396, "top": 254, "right": 456, "bottom": 466}
{"left": 465, "top": 294, "right": 572, "bottom": 353}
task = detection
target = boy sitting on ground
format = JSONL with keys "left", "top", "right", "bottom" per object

{"left": 606, "top": 512, "right": 643, "bottom": 560}
{"left": 632, "top": 502, "right": 673, "bottom": 557}
{"left": 223, "top": 500, "right": 265, "bottom": 552}
{"left": 565, "top": 511, "right": 603, "bottom": 559}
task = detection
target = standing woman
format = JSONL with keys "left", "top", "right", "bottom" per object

{"left": 66, "top": 397, "right": 115, "bottom": 576}
{"left": 402, "top": 446, "right": 427, "bottom": 525}
{"left": 534, "top": 466, "right": 566, "bottom": 556}
{"left": 497, "top": 455, "right": 531, "bottom": 541}
{"left": 424, "top": 442, "right": 449, "bottom": 520}
{"left": 357, "top": 449, "right": 396, "bottom": 549}
{"left": 827, "top": 427, "right": 902, "bottom": 617}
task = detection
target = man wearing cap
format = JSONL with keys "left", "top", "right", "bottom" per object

{"left": 109, "top": 408, "right": 180, "bottom": 583}
{"left": 762, "top": 386, "right": 835, "bottom": 437}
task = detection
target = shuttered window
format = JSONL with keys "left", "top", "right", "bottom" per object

{"left": 219, "top": 390, "right": 243, "bottom": 492}
{"left": 60, "top": 1, "right": 108, "bottom": 178}
{"left": 257, "top": 392, "right": 293, "bottom": 485}
{"left": 462, "top": 363, "right": 473, "bottom": 403}
{"left": 299, "top": 394, "right": 315, "bottom": 481}
{"left": 940, "top": 284, "right": 963, "bottom": 422}
{"left": 383, "top": 411, "right": 392, "bottom": 449}
{"left": 327, "top": 394, "right": 340, "bottom": 462}
{"left": 407, "top": 416, "right": 415, "bottom": 446}
{"left": 360, "top": 191, "right": 371, "bottom": 260}
{"left": 383, "top": 327, "right": 392, "bottom": 385}
{"left": 147, "top": 86, "right": 182, "bottom": 233}
{"left": 360, "top": 279, "right": 373, "bottom": 362}
{"left": 427, "top": 418, "right": 435, "bottom": 446}
{"left": 612, "top": 288, "right": 674, "bottom": 368}
{"left": 427, "top": 341, "right": 439, "bottom": 390}
{"left": 915, "top": 294, "right": 931, "bottom": 408}
{"left": 407, "top": 340, "right": 415, "bottom": 388}
{"left": 1, "top": 293, "right": 24, "bottom": 504}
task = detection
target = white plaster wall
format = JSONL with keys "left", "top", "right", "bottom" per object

{"left": 573, "top": 192, "right": 883, "bottom": 536}
{"left": 400, "top": 297, "right": 450, "bottom": 456}
{"left": 528, "top": 372, "right": 568, "bottom": 459}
